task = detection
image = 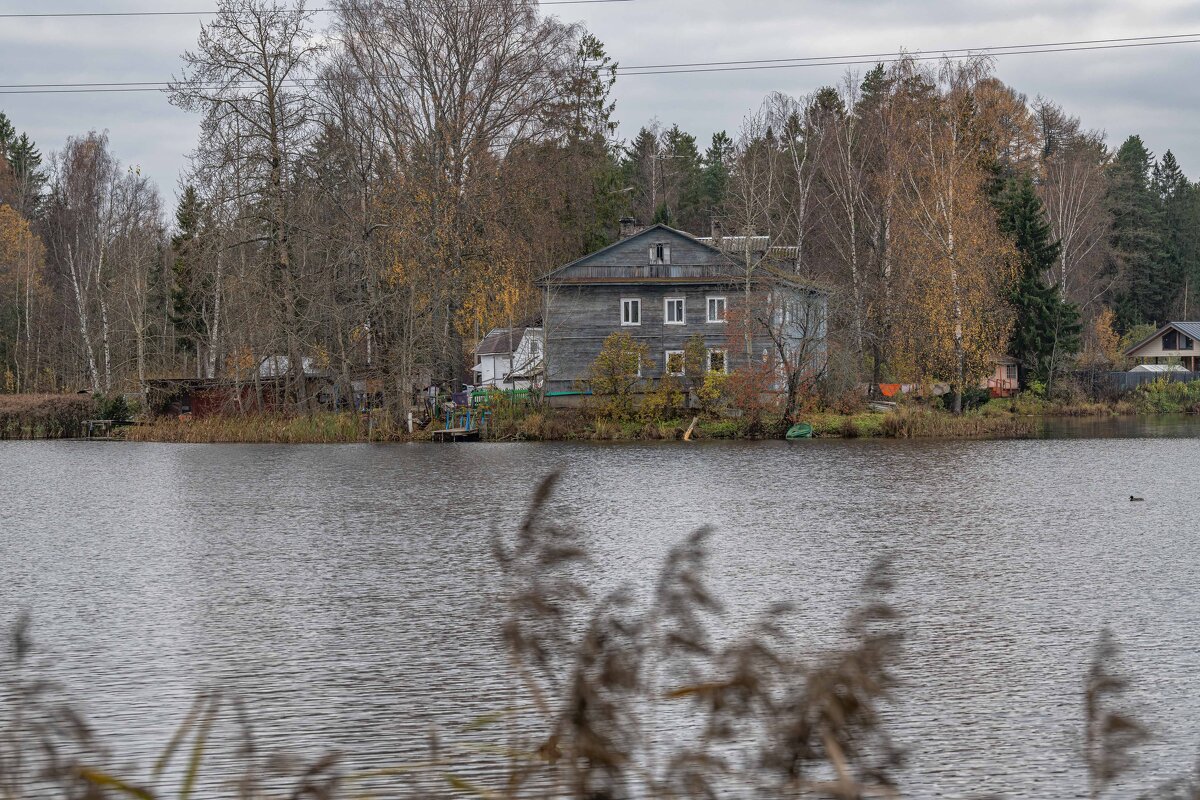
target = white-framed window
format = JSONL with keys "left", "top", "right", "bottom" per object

{"left": 650, "top": 242, "right": 671, "bottom": 264}
{"left": 707, "top": 349, "right": 727, "bottom": 374}
{"left": 665, "top": 350, "right": 685, "bottom": 376}
{"left": 707, "top": 296, "right": 727, "bottom": 323}
{"left": 621, "top": 298, "right": 641, "bottom": 326}
{"left": 664, "top": 297, "right": 685, "bottom": 325}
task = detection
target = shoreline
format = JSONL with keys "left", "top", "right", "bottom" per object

{"left": 7, "top": 389, "right": 1197, "bottom": 444}
{"left": 112, "top": 407, "right": 1052, "bottom": 444}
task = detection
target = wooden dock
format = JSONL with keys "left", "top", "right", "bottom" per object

{"left": 432, "top": 427, "right": 481, "bottom": 442}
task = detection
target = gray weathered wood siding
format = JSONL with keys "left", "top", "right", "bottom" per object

{"left": 543, "top": 283, "right": 824, "bottom": 392}
{"left": 538, "top": 224, "right": 827, "bottom": 393}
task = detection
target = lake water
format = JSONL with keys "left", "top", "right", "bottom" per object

{"left": 4, "top": 419, "right": 1200, "bottom": 797}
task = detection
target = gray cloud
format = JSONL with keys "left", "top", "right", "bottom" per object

{"left": 3, "top": 0, "right": 1200, "bottom": 208}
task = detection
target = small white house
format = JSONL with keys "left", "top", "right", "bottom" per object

{"left": 1123, "top": 322, "right": 1200, "bottom": 372}
{"left": 473, "top": 327, "right": 544, "bottom": 390}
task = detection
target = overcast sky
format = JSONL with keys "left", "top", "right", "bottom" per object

{"left": 3, "top": 0, "right": 1200, "bottom": 207}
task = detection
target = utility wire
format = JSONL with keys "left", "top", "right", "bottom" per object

{"left": 0, "top": 0, "right": 633, "bottom": 16}
{"left": 2, "top": 32, "right": 1200, "bottom": 94}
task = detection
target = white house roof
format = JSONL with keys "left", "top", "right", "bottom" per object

{"left": 258, "top": 355, "right": 325, "bottom": 377}
{"left": 1130, "top": 363, "right": 1190, "bottom": 373}
{"left": 1124, "top": 321, "right": 1200, "bottom": 356}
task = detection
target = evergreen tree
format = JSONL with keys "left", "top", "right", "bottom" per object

{"left": 660, "top": 123, "right": 704, "bottom": 232}
{"left": 620, "top": 125, "right": 660, "bottom": 223}
{"left": 997, "top": 175, "right": 1082, "bottom": 390}
{"left": 8, "top": 133, "right": 45, "bottom": 218}
{"left": 170, "top": 186, "right": 211, "bottom": 369}
{"left": 1109, "top": 135, "right": 1166, "bottom": 328}
{"left": 0, "top": 113, "right": 15, "bottom": 159}
{"left": 1152, "top": 149, "right": 1200, "bottom": 318}
{"left": 701, "top": 131, "right": 733, "bottom": 226}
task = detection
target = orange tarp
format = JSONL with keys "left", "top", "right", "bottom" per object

{"left": 879, "top": 383, "right": 901, "bottom": 397}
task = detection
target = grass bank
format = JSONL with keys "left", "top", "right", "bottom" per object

{"left": 122, "top": 412, "right": 415, "bottom": 444}
{"left": 490, "top": 406, "right": 1039, "bottom": 441}
{"left": 805, "top": 407, "right": 1039, "bottom": 439}
{"left": 123, "top": 406, "right": 1041, "bottom": 444}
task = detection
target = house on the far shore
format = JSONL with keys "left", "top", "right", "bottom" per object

{"left": 1123, "top": 321, "right": 1200, "bottom": 372}
{"left": 985, "top": 356, "right": 1020, "bottom": 397}
{"left": 535, "top": 220, "right": 827, "bottom": 404}
{"left": 472, "top": 326, "right": 544, "bottom": 391}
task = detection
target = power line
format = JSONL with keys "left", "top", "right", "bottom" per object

{"left": 618, "top": 31, "right": 1200, "bottom": 70}
{"left": 0, "top": 0, "right": 633, "bottom": 17}
{"left": 2, "top": 32, "right": 1200, "bottom": 94}
{"left": 621, "top": 37, "right": 1200, "bottom": 75}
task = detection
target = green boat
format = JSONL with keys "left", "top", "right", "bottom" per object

{"left": 785, "top": 422, "right": 813, "bottom": 440}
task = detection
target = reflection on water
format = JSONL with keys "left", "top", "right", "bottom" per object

{"left": 1041, "top": 413, "right": 1200, "bottom": 438}
{"left": 4, "top": 420, "right": 1200, "bottom": 798}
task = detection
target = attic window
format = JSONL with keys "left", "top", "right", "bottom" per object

{"left": 650, "top": 243, "right": 670, "bottom": 265}
{"left": 1164, "top": 330, "right": 1178, "bottom": 350}
{"left": 1186, "top": 336, "right": 1195, "bottom": 351}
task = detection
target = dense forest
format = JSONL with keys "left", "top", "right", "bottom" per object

{"left": 1, "top": 0, "right": 1198, "bottom": 412}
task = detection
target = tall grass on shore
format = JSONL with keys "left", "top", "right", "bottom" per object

{"left": 122, "top": 412, "right": 409, "bottom": 444}
{"left": 0, "top": 394, "right": 95, "bottom": 439}
{"left": 4, "top": 473, "right": 1197, "bottom": 798}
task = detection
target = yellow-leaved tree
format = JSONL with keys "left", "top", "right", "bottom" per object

{"left": 0, "top": 204, "right": 48, "bottom": 393}
{"left": 891, "top": 58, "right": 1018, "bottom": 412}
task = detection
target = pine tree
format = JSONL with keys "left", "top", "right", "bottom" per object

{"left": 997, "top": 175, "right": 1082, "bottom": 390}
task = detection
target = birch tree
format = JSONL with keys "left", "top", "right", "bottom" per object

{"left": 170, "top": 0, "right": 322, "bottom": 405}
{"left": 894, "top": 58, "right": 1017, "bottom": 412}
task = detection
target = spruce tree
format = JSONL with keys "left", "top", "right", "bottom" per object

{"left": 701, "top": 131, "right": 733, "bottom": 222}
{"left": 170, "top": 186, "right": 210, "bottom": 370}
{"left": 1109, "top": 135, "right": 1166, "bottom": 328}
{"left": 1152, "top": 149, "right": 1200, "bottom": 319}
{"left": 8, "top": 133, "right": 45, "bottom": 217}
{"left": 997, "top": 175, "right": 1082, "bottom": 390}
{"left": 0, "top": 113, "right": 14, "bottom": 160}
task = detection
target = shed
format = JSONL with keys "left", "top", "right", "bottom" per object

{"left": 473, "top": 327, "right": 544, "bottom": 391}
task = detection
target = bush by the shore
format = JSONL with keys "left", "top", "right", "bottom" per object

{"left": 0, "top": 394, "right": 96, "bottom": 439}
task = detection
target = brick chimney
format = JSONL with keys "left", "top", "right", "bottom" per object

{"left": 619, "top": 217, "right": 643, "bottom": 239}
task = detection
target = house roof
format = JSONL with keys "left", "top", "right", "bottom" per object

{"left": 536, "top": 224, "right": 825, "bottom": 294}
{"left": 475, "top": 327, "right": 524, "bottom": 356}
{"left": 695, "top": 235, "right": 801, "bottom": 260}
{"left": 1123, "top": 321, "right": 1200, "bottom": 356}
{"left": 1130, "top": 363, "right": 1190, "bottom": 372}
{"left": 535, "top": 223, "right": 731, "bottom": 285}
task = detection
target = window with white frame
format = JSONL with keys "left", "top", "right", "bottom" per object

{"left": 621, "top": 298, "right": 641, "bottom": 326}
{"left": 650, "top": 242, "right": 671, "bottom": 264}
{"left": 707, "top": 296, "right": 727, "bottom": 323}
{"left": 707, "top": 349, "right": 727, "bottom": 374}
{"left": 664, "top": 297, "right": 685, "bottom": 325}
{"left": 665, "top": 350, "right": 685, "bottom": 376}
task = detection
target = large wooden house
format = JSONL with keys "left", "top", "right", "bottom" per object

{"left": 535, "top": 222, "right": 827, "bottom": 402}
